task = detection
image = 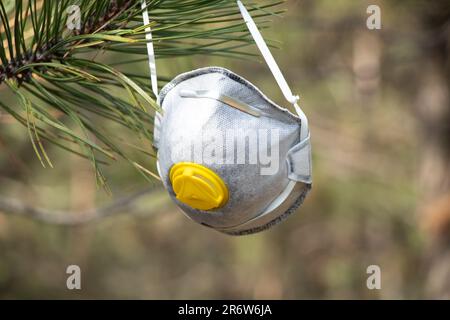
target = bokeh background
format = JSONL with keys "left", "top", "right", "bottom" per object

{"left": 1, "top": 0, "right": 449, "bottom": 299}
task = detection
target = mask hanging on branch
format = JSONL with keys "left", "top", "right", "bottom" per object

{"left": 142, "top": 0, "right": 312, "bottom": 235}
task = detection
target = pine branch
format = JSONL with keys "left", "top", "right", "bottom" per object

{"left": 0, "top": 0, "right": 135, "bottom": 86}
{"left": 0, "top": 0, "right": 282, "bottom": 187}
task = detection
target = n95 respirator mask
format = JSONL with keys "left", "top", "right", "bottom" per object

{"left": 142, "top": 1, "right": 312, "bottom": 235}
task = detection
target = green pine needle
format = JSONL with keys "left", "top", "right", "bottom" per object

{"left": 0, "top": 0, "right": 282, "bottom": 187}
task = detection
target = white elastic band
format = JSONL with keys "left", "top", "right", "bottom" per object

{"left": 141, "top": 1, "right": 158, "bottom": 97}
{"left": 237, "top": 0, "right": 309, "bottom": 139}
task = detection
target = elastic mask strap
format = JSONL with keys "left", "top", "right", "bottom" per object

{"left": 141, "top": 1, "right": 158, "bottom": 97}
{"left": 237, "top": 1, "right": 309, "bottom": 140}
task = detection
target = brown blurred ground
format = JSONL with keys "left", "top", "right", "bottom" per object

{"left": 0, "top": 0, "right": 449, "bottom": 299}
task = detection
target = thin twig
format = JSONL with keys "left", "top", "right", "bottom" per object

{"left": 0, "top": 187, "right": 160, "bottom": 225}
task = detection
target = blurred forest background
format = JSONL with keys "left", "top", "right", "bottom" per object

{"left": 1, "top": 0, "right": 449, "bottom": 299}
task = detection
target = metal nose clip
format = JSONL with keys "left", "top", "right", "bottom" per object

{"left": 179, "top": 89, "right": 262, "bottom": 117}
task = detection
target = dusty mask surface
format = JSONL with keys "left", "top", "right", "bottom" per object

{"left": 142, "top": 1, "right": 312, "bottom": 235}
{"left": 154, "top": 67, "right": 312, "bottom": 235}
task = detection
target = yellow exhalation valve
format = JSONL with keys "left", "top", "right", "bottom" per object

{"left": 169, "top": 162, "right": 229, "bottom": 211}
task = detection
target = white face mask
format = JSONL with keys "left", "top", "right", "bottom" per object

{"left": 142, "top": 0, "right": 312, "bottom": 235}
